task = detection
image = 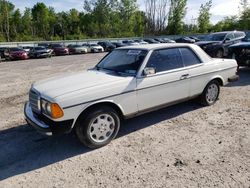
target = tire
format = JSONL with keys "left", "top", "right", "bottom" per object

{"left": 216, "top": 49, "right": 224, "bottom": 58}
{"left": 199, "top": 80, "right": 220, "bottom": 106}
{"left": 75, "top": 106, "right": 120, "bottom": 149}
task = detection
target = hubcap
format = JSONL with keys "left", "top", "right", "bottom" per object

{"left": 206, "top": 84, "right": 219, "bottom": 104}
{"left": 89, "top": 114, "right": 115, "bottom": 143}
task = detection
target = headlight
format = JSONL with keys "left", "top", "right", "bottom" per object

{"left": 41, "top": 99, "right": 64, "bottom": 119}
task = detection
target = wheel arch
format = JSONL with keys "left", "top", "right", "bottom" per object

{"left": 73, "top": 100, "right": 125, "bottom": 128}
{"left": 207, "top": 76, "right": 224, "bottom": 86}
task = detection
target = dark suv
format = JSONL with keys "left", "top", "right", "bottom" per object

{"left": 228, "top": 32, "right": 250, "bottom": 67}
{"left": 97, "top": 41, "right": 116, "bottom": 52}
{"left": 196, "top": 31, "right": 245, "bottom": 58}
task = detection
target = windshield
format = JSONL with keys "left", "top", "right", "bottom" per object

{"left": 243, "top": 33, "right": 250, "bottom": 42}
{"left": 35, "top": 47, "right": 45, "bottom": 50}
{"left": 96, "top": 49, "right": 148, "bottom": 76}
{"left": 10, "top": 48, "right": 23, "bottom": 52}
{"left": 72, "top": 45, "right": 81, "bottom": 48}
{"left": 52, "top": 44, "right": 63, "bottom": 48}
{"left": 205, "top": 33, "right": 226, "bottom": 41}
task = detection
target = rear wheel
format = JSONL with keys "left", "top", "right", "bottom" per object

{"left": 199, "top": 80, "right": 220, "bottom": 106}
{"left": 75, "top": 106, "right": 120, "bottom": 148}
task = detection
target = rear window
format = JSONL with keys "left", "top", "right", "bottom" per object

{"left": 234, "top": 32, "right": 245, "bottom": 38}
{"left": 10, "top": 48, "right": 23, "bottom": 52}
{"left": 179, "top": 48, "right": 201, "bottom": 66}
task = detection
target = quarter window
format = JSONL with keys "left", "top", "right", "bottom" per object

{"left": 146, "top": 48, "right": 183, "bottom": 73}
{"left": 179, "top": 48, "right": 201, "bottom": 66}
{"left": 226, "top": 33, "right": 234, "bottom": 40}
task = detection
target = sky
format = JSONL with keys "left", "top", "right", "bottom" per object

{"left": 9, "top": 0, "right": 241, "bottom": 24}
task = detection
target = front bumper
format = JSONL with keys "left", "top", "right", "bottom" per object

{"left": 24, "top": 102, "right": 73, "bottom": 136}
{"left": 37, "top": 53, "right": 51, "bottom": 57}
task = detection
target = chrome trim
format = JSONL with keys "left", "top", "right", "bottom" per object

{"left": 29, "top": 88, "right": 41, "bottom": 113}
{"left": 24, "top": 102, "right": 52, "bottom": 136}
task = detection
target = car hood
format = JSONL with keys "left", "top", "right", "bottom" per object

{"left": 91, "top": 46, "right": 103, "bottom": 49}
{"left": 11, "top": 51, "right": 25, "bottom": 54}
{"left": 75, "top": 47, "right": 87, "bottom": 50}
{"left": 36, "top": 49, "right": 50, "bottom": 53}
{"left": 230, "top": 42, "right": 250, "bottom": 48}
{"left": 32, "top": 70, "right": 130, "bottom": 99}
{"left": 195, "top": 41, "right": 220, "bottom": 46}
{"left": 53, "top": 47, "right": 67, "bottom": 50}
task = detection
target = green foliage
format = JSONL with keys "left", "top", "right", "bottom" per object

{"left": 1, "top": 0, "right": 250, "bottom": 42}
{"left": 167, "top": 0, "right": 187, "bottom": 35}
{"left": 197, "top": 0, "right": 212, "bottom": 33}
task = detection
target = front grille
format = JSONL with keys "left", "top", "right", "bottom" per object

{"left": 29, "top": 89, "right": 40, "bottom": 113}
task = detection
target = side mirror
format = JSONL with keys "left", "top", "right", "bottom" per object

{"left": 143, "top": 67, "right": 156, "bottom": 76}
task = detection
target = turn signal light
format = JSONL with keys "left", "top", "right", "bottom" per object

{"left": 51, "top": 103, "right": 64, "bottom": 119}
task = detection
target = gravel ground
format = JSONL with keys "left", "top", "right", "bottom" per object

{"left": 0, "top": 54, "right": 249, "bottom": 187}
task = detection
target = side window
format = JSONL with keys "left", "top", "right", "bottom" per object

{"left": 235, "top": 32, "right": 245, "bottom": 38}
{"left": 146, "top": 48, "right": 183, "bottom": 73}
{"left": 179, "top": 48, "right": 201, "bottom": 67}
{"left": 227, "top": 33, "right": 234, "bottom": 40}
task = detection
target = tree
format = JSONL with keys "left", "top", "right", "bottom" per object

{"left": 167, "top": 0, "right": 187, "bottom": 34}
{"left": 197, "top": 0, "right": 212, "bottom": 33}
{"left": 22, "top": 8, "right": 33, "bottom": 37}
{"left": 145, "top": 0, "right": 169, "bottom": 34}
{"left": 32, "top": 2, "right": 50, "bottom": 39}
{"left": 0, "top": 0, "right": 15, "bottom": 41}
{"left": 10, "top": 9, "right": 22, "bottom": 40}
{"left": 212, "top": 16, "right": 239, "bottom": 32}
{"left": 239, "top": 0, "right": 250, "bottom": 30}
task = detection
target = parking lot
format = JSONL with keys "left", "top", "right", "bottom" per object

{"left": 0, "top": 54, "right": 249, "bottom": 187}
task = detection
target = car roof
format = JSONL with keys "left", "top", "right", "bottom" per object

{"left": 212, "top": 31, "right": 244, "bottom": 34}
{"left": 118, "top": 43, "right": 196, "bottom": 50}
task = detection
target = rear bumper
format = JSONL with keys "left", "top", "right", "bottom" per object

{"left": 228, "top": 75, "right": 239, "bottom": 82}
{"left": 24, "top": 102, "right": 73, "bottom": 136}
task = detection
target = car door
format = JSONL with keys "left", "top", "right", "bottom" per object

{"left": 224, "top": 33, "right": 235, "bottom": 55}
{"left": 136, "top": 48, "right": 190, "bottom": 111}
{"left": 178, "top": 47, "right": 207, "bottom": 97}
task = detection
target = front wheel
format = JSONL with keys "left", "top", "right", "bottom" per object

{"left": 199, "top": 80, "right": 220, "bottom": 106}
{"left": 75, "top": 106, "right": 120, "bottom": 148}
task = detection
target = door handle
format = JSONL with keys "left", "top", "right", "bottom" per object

{"left": 180, "top": 74, "right": 189, "bottom": 80}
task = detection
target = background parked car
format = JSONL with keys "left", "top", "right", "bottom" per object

{"left": 196, "top": 31, "right": 245, "bottom": 58}
{"left": 228, "top": 32, "right": 250, "bottom": 67}
{"left": 38, "top": 43, "right": 50, "bottom": 48}
{"left": 84, "top": 43, "right": 104, "bottom": 53}
{"left": 97, "top": 41, "right": 116, "bottom": 52}
{"left": 68, "top": 44, "right": 88, "bottom": 54}
{"left": 175, "top": 37, "right": 195, "bottom": 43}
{"left": 154, "top": 38, "right": 166, "bottom": 43}
{"left": 143, "top": 38, "right": 160, "bottom": 44}
{"left": 0, "top": 47, "right": 8, "bottom": 59}
{"left": 122, "top": 40, "right": 139, "bottom": 46}
{"left": 29, "top": 46, "right": 53, "bottom": 58}
{"left": 21, "top": 46, "right": 33, "bottom": 54}
{"left": 111, "top": 42, "right": 127, "bottom": 48}
{"left": 189, "top": 36, "right": 201, "bottom": 42}
{"left": 133, "top": 39, "right": 148, "bottom": 44}
{"left": 161, "top": 38, "right": 176, "bottom": 43}
{"left": 50, "top": 44, "right": 69, "bottom": 56}
{"left": 4, "top": 47, "right": 29, "bottom": 60}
